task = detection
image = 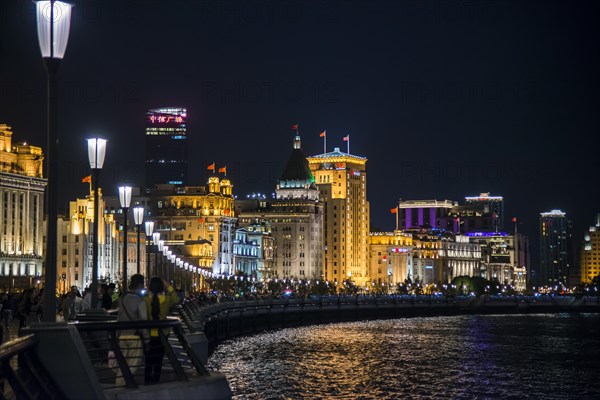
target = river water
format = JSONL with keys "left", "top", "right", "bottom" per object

{"left": 207, "top": 313, "right": 600, "bottom": 399}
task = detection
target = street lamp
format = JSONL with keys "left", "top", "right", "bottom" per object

{"left": 87, "top": 138, "right": 107, "bottom": 308}
{"left": 133, "top": 205, "right": 144, "bottom": 275}
{"left": 152, "top": 232, "right": 160, "bottom": 278}
{"left": 36, "top": 0, "right": 74, "bottom": 322}
{"left": 144, "top": 221, "right": 154, "bottom": 276}
{"left": 119, "top": 186, "right": 132, "bottom": 291}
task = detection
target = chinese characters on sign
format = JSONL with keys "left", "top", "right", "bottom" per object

{"left": 149, "top": 115, "right": 185, "bottom": 124}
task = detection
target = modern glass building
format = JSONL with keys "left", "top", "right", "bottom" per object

{"left": 145, "top": 107, "right": 188, "bottom": 187}
{"left": 538, "top": 209, "right": 571, "bottom": 287}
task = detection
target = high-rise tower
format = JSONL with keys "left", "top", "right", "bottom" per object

{"left": 307, "top": 147, "right": 369, "bottom": 286}
{"left": 580, "top": 214, "right": 600, "bottom": 283}
{"left": 538, "top": 209, "right": 571, "bottom": 287}
{"left": 145, "top": 107, "right": 187, "bottom": 187}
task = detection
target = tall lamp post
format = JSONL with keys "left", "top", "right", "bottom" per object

{"left": 119, "top": 186, "right": 132, "bottom": 292}
{"left": 144, "top": 221, "right": 154, "bottom": 276}
{"left": 152, "top": 233, "right": 160, "bottom": 278}
{"left": 133, "top": 205, "right": 144, "bottom": 275}
{"left": 87, "top": 138, "right": 107, "bottom": 308}
{"left": 36, "top": 0, "right": 74, "bottom": 322}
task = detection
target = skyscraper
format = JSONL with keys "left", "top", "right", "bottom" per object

{"left": 145, "top": 107, "right": 188, "bottom": 187}
{"left": 307, "top": 147, "right": 369, "bottom": 286}
{"left": 538, "top": 209, "right": 571, "bottom": 287}
{"left": 580, "top": 214, "right": 600, "bottom": 283}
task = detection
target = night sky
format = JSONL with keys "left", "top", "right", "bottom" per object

{"left": 2, "top": 0, "right": 599, "bottom": 269}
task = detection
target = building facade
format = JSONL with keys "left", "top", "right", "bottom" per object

{"left": 538, "top": 209, "right": 571, "bottom": 287}
{"left": 464, "top": 193, "right": 504, "bottom": 231}
{"left": 145, "top": 107, "right": 188, "bottom": 187}
{"left": 368, "top": 231, "right": 413, "bottom": 287}
{"left": 398, "top": 200, "right": 458, "bottom": 232}
{"left": 56, "top": 189, "right": 129, "bottom": 293}
{"left": 0, "top": 124, "right": 46, "bottom": 291}
{"left": 581, "top": 214, "right": 600, "bottom": 283}
{"left": 238, "top": 134, "right": 323, "bottom": 280}
{"left": 148, "top": 180, "right": 236, "bottom": 275}
{"left": 307, "top": 147, "right": 369, "bottom": 286}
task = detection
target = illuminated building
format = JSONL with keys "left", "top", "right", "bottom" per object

{"left": 307, "top": 147, "right": 369, "bottom": 286}
{"left": 580, "top": 214, "right": 600, "bottom": 283}
{"left": 149, "top": 180, "right": 236, "bottom": 275}
{"left": 398, "top": 200, "right": 458, "bottom": 232}
{"left": 238, "top": 134, "right": 322, "bottom": 279}
{"left": 440, "top": 235, "right": 482, "bottom": 282}
{"left": 538, "top": 210, "right": 571, "bottom": 287}
{"left": 464, "top": 193, "right": 504, "bottom": 231}
{"left": 145, "top": 107, "right": 188, "bottom": 187}
{"left": 0, "top": 124, "right": 46, "bottom": 290}
{"left": 466, "top": 232, "right": 528, "bottom": 290}
{"left": 233, "top": 228, "right": 259, "bottom": 277}
{"left": 411, "top": 231, "right": 445, "bottom": 284}
{"left": 56, "top": 188, "right": 125, "bottom": 292}
{"left": 368, "top": 232, "right": 413, "bottom": 287}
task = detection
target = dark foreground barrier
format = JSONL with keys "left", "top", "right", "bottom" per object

{"left": 6, "top": 318, "right": 232, "bottom": 400}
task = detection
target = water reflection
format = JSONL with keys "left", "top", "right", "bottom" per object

{"left": 207, "top": 314, "right": 600, "bottom": 399}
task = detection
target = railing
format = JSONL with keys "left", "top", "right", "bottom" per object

{"left": 0, "top": 335, "right": 65, "bottom": 399}
{"left": 74, "top": 318, "right": 209, "bottom": 390}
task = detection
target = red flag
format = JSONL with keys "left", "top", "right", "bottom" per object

{"left": 320, "top": 131, "right": 326, "bottom": 137}
{"left": 81, "top": 175, "right": 91, "bottom": 183}
{"left": 390, "top": 208, "right": 398, "bottom": 214}
{"left": 291, "top": 124, "right": 299, "bottom": 131}
{"left": 207, "top": 163, "right": 215, "bottom": 171}
{"left": 512, "top": 217, "right": 517, "bottom": 223}
{"left": 343, "top": 135, "right": 349, "bottom": 141}
{"left": 218, "top": 166, "right": 226, "bottom": 174}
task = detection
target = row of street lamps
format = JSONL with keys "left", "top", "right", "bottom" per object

{"left": 34, "top": 0, "right": 156, "bottom": 316}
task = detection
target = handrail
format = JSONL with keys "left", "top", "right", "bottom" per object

{"left": 0, "top": 334, "right": 65, "bottom": 399}
{"left": 72, "top": 318, "right": 210, "bottom": 390}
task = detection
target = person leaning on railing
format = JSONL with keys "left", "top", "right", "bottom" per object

{"left": 143, "top": 277, "right": 180, "bottom": 384}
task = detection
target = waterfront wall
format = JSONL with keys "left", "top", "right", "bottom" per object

{"left": 183, "top": 296, "right": 600, "bottom": 354}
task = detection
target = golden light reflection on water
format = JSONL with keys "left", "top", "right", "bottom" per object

{"left": 208, "top": 315, "right": 600, "bottom": 399}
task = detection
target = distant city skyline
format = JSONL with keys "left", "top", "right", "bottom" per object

{"left": 2, "top": 0, "right": 599, "bottom": 273}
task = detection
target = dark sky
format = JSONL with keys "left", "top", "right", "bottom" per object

{"left": 2, "top": 0, "right": 599, "bottom": 269}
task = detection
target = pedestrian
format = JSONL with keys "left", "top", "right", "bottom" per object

{"left": 102, "top": 283, "right": 115, "bottom": 310}
{"left": 115, "top": 274, "right": 148, "bottom": 386}
{"left": 1, "top": 293, "right": 13, "bottom": 329}
{"left": 143, "top": 277, "right": 180, "bottom": 384}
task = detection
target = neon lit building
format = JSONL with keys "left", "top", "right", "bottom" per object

{"left": 307, "top": 147, "right": 369, "bottom": 286}
{"left": 397, "top": 200, "right": 458, "bottom": 232}
{"left": 145, "top": 107, "right": 188, "bottom": 187}
{"left": 538, "top": 209, "right": 571, "bottom": 287}
{"left": 0, "top": 124, "right": 46, "bottom": 291}
{"left": 580, "top": 214, "right": 600, "bottom": 283}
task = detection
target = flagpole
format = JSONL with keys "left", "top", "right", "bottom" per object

{"left": 347, "top": 135, "right": 350, "bottom": 154}
{"left": 395, "top": 206, "right": 399, "bottom": 231}
{"left": 324, "top": 134, "right": 326, "bottom": 154}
